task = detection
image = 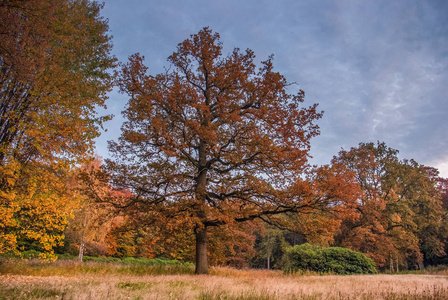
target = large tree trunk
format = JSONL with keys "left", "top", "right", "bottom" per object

{"left": 195, "top": 136, "right": 209, "bottom": 275}
{"left": 195, "top": 227, "right": 208, "bottom": 274}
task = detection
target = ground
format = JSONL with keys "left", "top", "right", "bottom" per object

{"left": 1, "top": 266, "right": 448, "bottom": 299}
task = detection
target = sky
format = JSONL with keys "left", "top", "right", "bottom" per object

{"left": 96, "top": 0, "right": 448, "bottom": 178}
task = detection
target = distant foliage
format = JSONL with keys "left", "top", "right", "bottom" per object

{"left": 332, "top": 142, "right": 448, "bottom": 270}
{"left": 284, "top": 243, "right": 377, "bottom": 275}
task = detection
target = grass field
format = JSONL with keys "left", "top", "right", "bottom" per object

{"left": 1, "top": 260, "right": 448, "bottom": 299}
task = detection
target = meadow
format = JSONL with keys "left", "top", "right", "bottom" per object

{"left": 1, "top": 259, "right": 448, "bottom": 299}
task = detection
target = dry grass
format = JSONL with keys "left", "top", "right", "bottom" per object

{"left": 1, "top": 265, "right": 448, "bottom": 299}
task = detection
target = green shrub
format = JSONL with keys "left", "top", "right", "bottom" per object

{"left": 284, "top": 243, "right": 376, "bottom": 275}
{"left": 80, "top": 255, "right": 193, "bottom": 266}
{"left": 4, "top": 252, "right": 194, "bottom": 267}
{"left": 122, "top": 257, "right": 136, "bottom": 264}
{"left": 82, "top": 256, "right": 121, "bottom": 263}
{"left": 20, "top": 250, "right": 42, "bottom": 259}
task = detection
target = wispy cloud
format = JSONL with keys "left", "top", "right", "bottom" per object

{"left": 98, "top": 0, "right": 448, "bottom": 177}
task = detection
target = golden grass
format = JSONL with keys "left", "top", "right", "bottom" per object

{"left": 1, "top": 266, "right": 448, "bottom": 299}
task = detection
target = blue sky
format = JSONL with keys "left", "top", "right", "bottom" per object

{"left": 97, "top": 0, "right": 448, "bottom": 177}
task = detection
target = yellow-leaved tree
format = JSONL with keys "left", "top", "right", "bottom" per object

{"left": 0, "top": 0, "right": 115, "bottom": 257}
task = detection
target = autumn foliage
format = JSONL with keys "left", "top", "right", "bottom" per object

{"left": 332, "top": 142, "right": 448, "bottom": 270}
{"left": 1, "top": 12, "right": 448, "bottom": 275}
{"left": 0, "top": 0, "right": 115, "bottom": 257}
{"left": 108, "top": 27, "right": 328, "bottom": 273}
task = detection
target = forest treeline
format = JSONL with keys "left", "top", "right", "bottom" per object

{"left": 59, "top": 142, "right": 448, "bottom": 273}
{"left": 1, "top": 0, "right": 447, "bottom": 274}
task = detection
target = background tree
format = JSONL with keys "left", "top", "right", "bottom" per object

{"left": 67, "top": 157, "right": 118, "bottom": 261}
{"left": 109, "top": 27, "right": 324, "bottom": 274}
{"left": 333, "top": 142, "right": 447, "bottom": 270}
{"left": 398, "top": 163, "right": 448, "bottom": 267}
{"left": 332, "top": 142, "right": 399, "bottom": 267}
{"left": 290, "top": 163, "right": 361, "bottom": 246}
{"left": 207, "top": 221, "right": 259, "bottom": 268}
{"left": 252, "top": 226, "right": 289, "bottom": 270}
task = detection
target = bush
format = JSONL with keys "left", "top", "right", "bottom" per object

{"left": 82, "top": 256, "right": 121, "bottom": 263}
{"left": 284, "top": 243, "right": 376, "bottom": 275}
{"left": 56, "top": 253, "right": 81, "bottom": 260}
{"left": 80, "top": 255, "right": 193, "bottom": 266}
{"left": 20, "top": 250, "right": 42, "bottom": 259}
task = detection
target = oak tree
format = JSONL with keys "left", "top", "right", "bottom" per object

{"left": 109, "top": 28, "right": 323, "bottom": 274}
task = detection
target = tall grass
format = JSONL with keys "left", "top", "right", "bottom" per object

{"left": 0, "top": 257, "right": 195, "bottom": 276}
{"left": 1, "top": 261, "right": 448, "bottom": 299}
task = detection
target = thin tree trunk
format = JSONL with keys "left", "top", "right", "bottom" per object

{"left": 78, "top": 210, "right": 87, "bottom": 263}
{"left": 396, "top": 255, "right": 399, "bottom": 273}
{"left": 78, "top": 233, "right": 85, "bottom": 262}
{"left": 195, "top": 227, "right": 208, "bottom": 274}
{"left": 390, "top": 252, "right": 394, "bottom": 273}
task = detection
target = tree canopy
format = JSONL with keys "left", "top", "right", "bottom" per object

{"left": 109, "top": 27, "right": 327, "bottom": 274}
{"left": 0, "top": 0, "right": 115, "bottom": 165}
{"left": 0, "top": 0, "right": 115, "bottom": 256}
{"left": 333, "top": 142, "right": 448, "bottom": 269}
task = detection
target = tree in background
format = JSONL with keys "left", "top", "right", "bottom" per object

{"left": 397, "top": 163, "right": 448, "bottom": 267}
{"left": 427, "top": 174, "right": 448, "bottom": 266}
{"left": 109, "top": 27, "right": 326, "bottom": 274}
{"left": 333, "top": 142, "right": 448, "bottom": 270}
{"left": 290, "top": 163, "right": 361, "bottom": 246}
{"left": 66, "top": 157, "right": 119, "bottom": 261}
{"left": 251, "top": 226, "right": 289, "bottom": 270}
{"left": 332, "top": 142, "right": 400, "bottom": 267}
{"left": 0, "top": 0, "right": 115, "bottom": 257}
{"left": 207, "top": 221, "right": 260, "bottom": 268}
